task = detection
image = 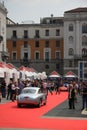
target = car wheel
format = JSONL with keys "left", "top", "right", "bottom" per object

{"left": 17, "top": 103, "right": 21, "bottom": 108}
{"left": 38, "top": 99, "right": 42, "bottom": 108}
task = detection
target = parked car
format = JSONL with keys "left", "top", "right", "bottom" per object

{"left": 59, "top": 86, "right": 68, "bottom": 91}
{"left": 17, "top": 87, "right": 47, "bottom": 108}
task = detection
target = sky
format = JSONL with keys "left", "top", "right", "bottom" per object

{"left": 2, "top": 0, "right": 87, "bottom": 24}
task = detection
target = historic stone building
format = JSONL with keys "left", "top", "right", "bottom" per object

{"left": 7, "top": 16, "right": 64, "bottom": 75}
{"left": 64, "top": 8, "right": 87, "bottom": 80}
{"left": 0, "top": 2, "right": 8, "bottom": 62}
{"left": 6, "top": 7, "right": 87, "bottom": 78}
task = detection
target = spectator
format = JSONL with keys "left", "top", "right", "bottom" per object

{"left": 11, "top": 82, "right": 16, "bottom": 102}
{"left": 0, "top": 80, "right": 6, "bottom": 98}
{"left": 81, "top": 82, "right": 87, "bottom": 111}
{"left": 68, "top": 84, "right": 76, "bottom": 109}
{"left": 46, "top": 81, "right": 53, "bottom": 95}
{"left": 55, "top": 81, "right": 60, "bottom": 94}
{"left": 6, "top": 80, "right": 12, "bottom": 100}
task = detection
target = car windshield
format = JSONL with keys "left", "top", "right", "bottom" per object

{"left": 22, "top": 89, "right": 36, "bottom": 94}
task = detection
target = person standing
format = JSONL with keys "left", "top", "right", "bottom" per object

{"left": 11, "top": 82, "right": 16, "bottom": 102}
{"left": 17, "top": 79, "right": 24, "bottom": 94}
{"left": 81, "top": 82, "right": 87, "bottom": 111}
{"left": 68, "top": 84, "right": 76, "bottom": 109}
{"left": 55, "top": 81, "right": 60, "bottom": 94}
{"left": 6, "top": 80, "right": 12, "bottom": 100}
{"left": 46, "top": 81, "right": 53, "bottom": 95}
{"left": 0, "top": 80, "right": 6, "bottom": 98}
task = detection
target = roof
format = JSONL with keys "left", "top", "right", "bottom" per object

{"left": 65, "top": 7, "right": 87, "bottom": 13}
{"left": 64, "top": 71, "right": 78, "bottom": 78}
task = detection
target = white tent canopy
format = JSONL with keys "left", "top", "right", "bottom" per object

{"left": 48, "top": 71, "right": 61, "bottom": 78}
{"left": 64, "top": 71, "right": 78, "bottom": 78}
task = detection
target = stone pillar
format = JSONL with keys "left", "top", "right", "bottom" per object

{"left": 75, "top": 21, "right": 80, "bottom": 56}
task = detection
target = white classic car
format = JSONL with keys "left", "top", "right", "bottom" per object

{"left": 17, "top": 87, "right": 47, "bottom": 108}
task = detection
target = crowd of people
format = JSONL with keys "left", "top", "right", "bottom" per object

{"left": 0, "top": 79, "right": 61, "bottom": 102}
{"left": 67, "top": 81, "right": 87, "bottom": 110}
{"left": 0, "top": 78, "right": 87, "bottom": 111}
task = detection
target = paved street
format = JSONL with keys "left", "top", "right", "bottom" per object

{"left": 43, "top": 94, "right": 87, "bottom": 119}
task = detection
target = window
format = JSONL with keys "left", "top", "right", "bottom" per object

{"left": 24, "top": 30, "right": 28, "bottom": 38}
{"left": 35, "top": 52, "right": 40, "bottom": 60}
{"left": 55, "top": 51, "right": 60, "bottom": 59}
{"left": 35, "top": 30, "right": 39, "bottom": 38}
{"left": 45, "top": 29, "right": 49, "bottom": 36}
{"left": 69, "top": 24, "right": 73, "bottom": 31}
{"left": 69, "top": 36, "right": 73, "bottom": 44}
{"left": 35, "top": 41, "right": 39, "bottom": 47}
{"left": 68, "top": 48, "right": 74, "bottom": 56}
{"left": 12, "top": 52, "right": 16, "bottom": 60}
{"left": 84, "top": 63, "right": 87, "bottom": 67}
{"left": 82, "top": 36, "right": 87, "bottom": 46}
{"left": 45, "top": 51, "right": 49, "bottom": 61}
{"left": 84, "top": 73, "right": 87, "bottom": 78}
{"left": 24, "top": 41, "right": 28, "bottom": 48}
{"left": 82, "top": 48, "right": 87, "bottom": 56}
{"left": 56, "top": 40, "right": 60, "bottom": 47}
{"left": 13, "top": 30, "right": 17, "bottom": 38}
{"left": 56, "top": 29, "right": 60, "bottom": 36}
{"left": 13, "top": 41, "right": 16, "bottom": 47}
{"left": 45, "top": 41, "right": 49, "bottom": 47}
{"left": 23, "top": 52, "right": 28, "bottom": 61}
{"left": 82, "top": 23, "right": 87, "bottom": 33}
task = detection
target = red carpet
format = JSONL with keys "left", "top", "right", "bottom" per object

{"left": 0, "top": 92, "right": 87, "bottom": 130}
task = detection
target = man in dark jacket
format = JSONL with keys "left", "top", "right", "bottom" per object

{"left": 68, "top": 84, "right": 76, "bottom": 109}
{"left": 81, "top": 82, "right": 87, "bottom": 111}
{"left": 6, "top": 81, "right": 12, "bottom": 100}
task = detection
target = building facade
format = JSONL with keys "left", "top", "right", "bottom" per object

{"left": 64, "top": 8, "right": 87, "bottom": 80}
{"left": 0, "top": 2, "right": 8, "bottom": 62}
{"left": 7, "top": 16, "right": 64, "bottom": 74}
{"left": 6, "top": 7, "right": 87, "bottom": 78}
